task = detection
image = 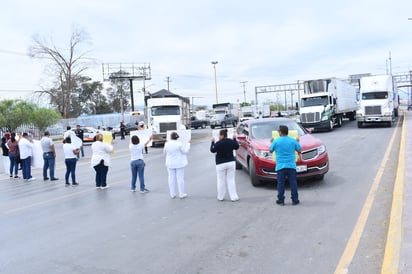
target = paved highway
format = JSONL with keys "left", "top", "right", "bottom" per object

{"left": 0, "top": 118, "right": 402, "bottom": 274}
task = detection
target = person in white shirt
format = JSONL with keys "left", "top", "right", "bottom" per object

{"left": 163, "top": 132, "right": 190, "bottom": 199}
{"left": 129, "top": 135, "right": 152, "bottom": 193}
{"left": 91, "top": 133, "right": 113, "bottom": 189}
{"left": 18, "top": 132, "right": 35, "bottom": 181}
{"left": 63, "top": 136, "right": 80, "bottom": 186}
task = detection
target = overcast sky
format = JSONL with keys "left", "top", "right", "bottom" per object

{"left": 1, "top": 0, "right": 412, "bottom": 107}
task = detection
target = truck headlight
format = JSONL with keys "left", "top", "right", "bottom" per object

{"left": 321, "top": 115, "right": 329, "bottom": 121}
{"left": 254, "top": 149, "right": 272, "bottom": 160}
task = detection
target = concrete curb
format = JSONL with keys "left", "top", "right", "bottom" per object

{"left": 381, "top": 112, "right": 407, "bottom": 273}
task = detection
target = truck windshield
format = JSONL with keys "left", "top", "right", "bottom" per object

{"left": 301, "top": 96, "right": 328, "bottom": 107}
{"left": 151, "top": 106, "right": 180, "bottom": 116}
{"left": 361, "top": 92, "right": 388, "bottom": 100}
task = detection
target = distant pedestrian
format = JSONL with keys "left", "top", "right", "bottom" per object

{"left": 18, "top": 133, "right": 36, "bottom": 182}
{"left": 6, "top": 132, "right": 19, "bottom": 179}
{"left": 129, "top": 135, "right": 152, "bottom": 193}
{"left": 74, "top": 125, "right": 85, "bottom": 158}
{"left": 40, "top": 131, "right": 58, "bottom": 181}
{"left": 63, "top": 136, "right": 80, "bottom": 187}
{"left": 91, "top": 133, "right": 113, "bottom": 189}
{"left": 120, "top": 122, "right": 126, "bottom": 140}
{"left": 63, "top": 126, "right": 72, "bottom": 139}
{"left": 163, "top": 132, "right": 190, "bottom": 199}
{"left": 138, "top": 121, "right": 148, "bottom": 154}
{"left": 269, "top": 125, "right": 302, "bottom": 206}
{"left": 1, "top": 136, "right": 10, "bottom": 176}
{"left": 210, "top": 129, "right": 240, "bottom": 202}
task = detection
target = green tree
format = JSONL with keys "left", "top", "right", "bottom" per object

{"left": 0, "top": 100, "right": 35, "bottom": 131}
{"left": 240, "top": 102, "right": 251, "bottom": 107}
{"left": 32, "top": 107, "right": 61, "bottom": 132}
{"left": 78, "top": 80, "right": 112, "bottom": 114}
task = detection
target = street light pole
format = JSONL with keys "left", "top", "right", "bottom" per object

{"left": 211, "top": 61, "right": 218, "bottom": 104}
{"left": 240, "top": 81, "right": 248, "bottom": 103}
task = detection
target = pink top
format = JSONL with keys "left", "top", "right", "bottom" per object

{"left": 7, "top": 139, "right": 19, "bottom": 154}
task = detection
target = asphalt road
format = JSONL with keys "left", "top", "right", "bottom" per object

{"left": 0, "top": 119, "right": 402, "bottom": 274}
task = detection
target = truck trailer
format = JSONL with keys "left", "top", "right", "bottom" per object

{"left": 356, "top": 75, "right": 399, "bottom": 128}
{"left": 145, "top": 89, "right": 190, "bottom": 146}
{"left": 298, "top": 78, "right": 358, "bottom": 131}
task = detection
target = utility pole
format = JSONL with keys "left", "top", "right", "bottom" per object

{"left": 240, "top": 81, "right": 248, "bottom": 103}
{"left": 165, "top": 76, "right": 172, "bottom": 91}
{"left": 211, "top": 61, "right": 218, "bottom": 104}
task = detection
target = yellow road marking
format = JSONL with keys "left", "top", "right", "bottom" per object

{"left": 334, "top": 118, "right": 401, "bottom": 274}
{"left": 381, "top": 114, "right": 406, "bottom": 274}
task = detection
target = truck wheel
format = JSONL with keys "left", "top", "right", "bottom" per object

{"left": 221, "top": 122, "right": 226, "bottom": 128}
{"left": 336, "top": 116, "right": 343, "bottom": 127}
{"left": 233, "top": 121, "right": 237, "bottom": 127}
{"left": 249, "top": 159, "right": 263, "bottom": 187}
{"left": 201, "top": 123, "right": 206, "bottom": 129}
{"left": 357, "top": 122, "right": 363, "bottom": 128}
{"left": 328, "top": 119, "right": 334, "bottom": 131}
{"left": 211, "top": 125, "right": 215, "bottom": 129}
{"left": 349, "top": 111, "right": 356, "bottom": 121}
{"left": 235, "top": 160, "right": 242, "bottom": 170}
{"left": 387, "top": 120, "right": 392, "bottom": 127}
{"left": 394, "top": 108, "right": 399, "bottom": 117}
{"left": 194, "top": 126, "right": 198, "bottom": 129}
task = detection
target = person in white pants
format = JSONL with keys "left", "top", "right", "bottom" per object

{"left": 164, "top": 132, "right": 191, "bottom": 199}
{"left": 210, "top": 129, "right": 240, "bottom": 202}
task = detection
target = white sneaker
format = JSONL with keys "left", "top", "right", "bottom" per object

{"left": 27, "top": 177, "right": 36, "bottom": 182}
{"left": 179, "top": 193, "right": 188, "bottom": 199}
{"left": 100, "top": 185, "right": 110, "bottom": 190}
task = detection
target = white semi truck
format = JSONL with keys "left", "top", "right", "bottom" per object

{"left": 298, "top": 78, "right": 358, "bottom": 131}
{"left": 145, "top": 89, "right": 190, "bottom": 146}
{"left": 356, "top": 75, "right": 399, "bottom": 128}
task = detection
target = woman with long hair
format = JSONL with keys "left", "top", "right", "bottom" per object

{"left": 6, "top": 132, "right": 19, "bottom": 179}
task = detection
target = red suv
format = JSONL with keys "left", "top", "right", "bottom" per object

{"left": 235, "top": 118, "right": 329, "bottom": 186}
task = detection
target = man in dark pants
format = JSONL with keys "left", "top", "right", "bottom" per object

{"left": 120, "top": 121, "right": 126, "bottom": 140}
{"left": 74, "top": 125, "right": 85, "bottom": 158}
{"left": 269, "top": 125, "right": 302, "bottom": 206}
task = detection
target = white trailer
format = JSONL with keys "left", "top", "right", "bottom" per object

{"left": 145, "top": 90, "right": 190, "bottom": 146}
{"left": 356, "top": 75, "right": 399, "bottom": 128}
{"left": 298, "top": 78, "right": 358, "bottom": 131}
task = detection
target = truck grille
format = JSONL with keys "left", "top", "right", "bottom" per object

{"left": 160, "top": 122, "right": 177, "bottom": 132}
{"left": 302, "top": 149, "right": 318, "bottom": 160}
{"left": 365, "top": 106, "right": 381, "bottom": 115}
{"left": 301, "top": 112, "right": 320, "bottom": 123}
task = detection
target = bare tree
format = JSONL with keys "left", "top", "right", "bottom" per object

{"left": 28, "top": 27, "right": 91, "bottom": 118}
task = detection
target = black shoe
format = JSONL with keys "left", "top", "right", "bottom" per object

{"left": 50, "top": 178, "right": 59, "bottom": 181}
{"left": 72, "top": 182, "right": 79, "bottom": 186}
{"left": 292, "top": 200, "right": 300, "bottom": 206}
{"left": 276, "top": 200, "right": 285, "bottom": 206}
{"left": 44, "top": 177, "right": 49, "bottom": 181}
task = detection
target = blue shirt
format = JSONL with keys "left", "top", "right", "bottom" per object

{"left": 269, "top": 136, "right": 302, "bottom": 171}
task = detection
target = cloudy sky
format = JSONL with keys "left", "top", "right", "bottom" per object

{"left": 1, "top": 0, "right": 412, "bottom": 107}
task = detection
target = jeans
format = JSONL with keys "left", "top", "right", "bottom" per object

{"left": 43, "top": 152, "right": 55, "bottom": 179}
{"left": 9, "top": 153, "right": 18, "bottom": 176}
{"left": 130, "top": 159, "right": 145, "bottom": 191}
{"left": 94, "top": 161, "right": 108, "bottom": 187}
{"left": 21, "top": 157, "right": 32, "bottom": 180}
{"left": 77, "top": 146, "right": 84, "bottom": 158}
{"left": 65, "top": 158, "right": 77, "bottom": 184}
{"left": 277, "top": 168, "right": 299, "bottom": 202}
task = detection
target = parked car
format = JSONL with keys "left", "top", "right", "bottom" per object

{"left": 210, "top": 113, "right": 238, "bottom": 129}
{"left": 190, "top": 116, "right": 210, "bottom": 129}
{"left": 235, "top": 118, "right": 329, "bottom": 186}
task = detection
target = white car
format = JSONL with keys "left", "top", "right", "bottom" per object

{"left": 72, "top": 126, "right": 97, "bottom": 142}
